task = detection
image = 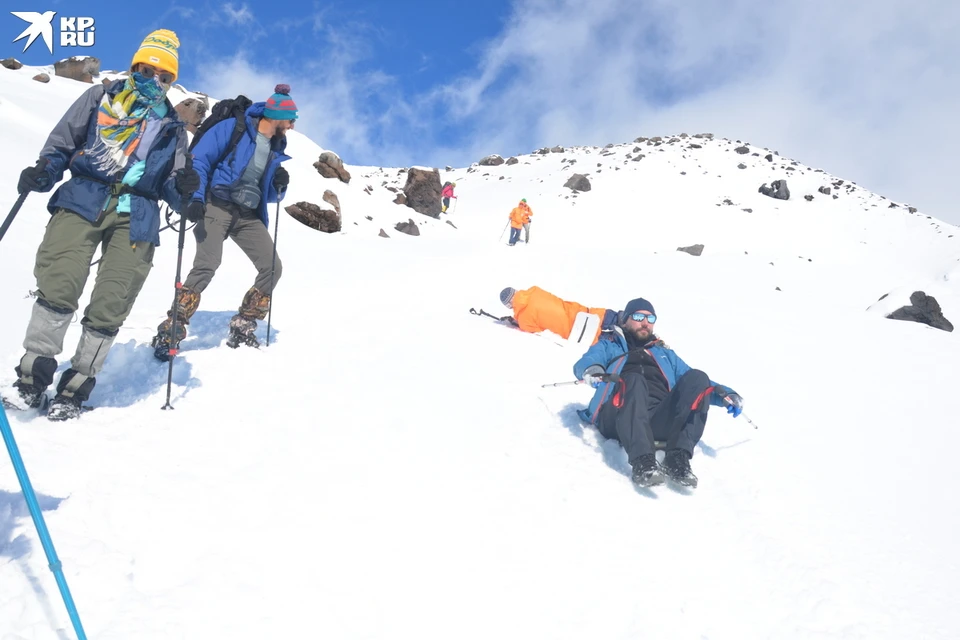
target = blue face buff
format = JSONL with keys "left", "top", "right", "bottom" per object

{"left": 630, "top": 312, "right": 657, "bottom": 324}
{"left": 131, "top": 72, "right": 166, "bottom": 103}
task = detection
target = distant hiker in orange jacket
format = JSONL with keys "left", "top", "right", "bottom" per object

{"left": 498, "top": 286, "right": 617, "bottom": 344}
{"left": 441, "top": 181, "right": 456, "bottom": 212}
{"left": 507, "top": 199, "right": 531, "bottom": 246}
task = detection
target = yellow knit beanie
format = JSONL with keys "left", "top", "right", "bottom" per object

{"left": 131, "top": 29, "right": 180, "bottom": 81}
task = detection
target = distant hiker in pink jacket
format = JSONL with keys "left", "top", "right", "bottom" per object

{"left": 441, "top": 181, "right": 457, "bottom": 213}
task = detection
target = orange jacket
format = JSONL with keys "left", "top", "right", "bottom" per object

{"left": 509, "top": 206, "right": 526, "bottom": 229}
{"left": 521, "top": 203, "right": 532, "bottom": 224}
{"left": 511, "top": 286, "right": 608, "bottom": 344}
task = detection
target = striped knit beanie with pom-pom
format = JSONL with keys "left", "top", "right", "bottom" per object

{"left": 263, "top": 84, "right": 298, "bottom": 120}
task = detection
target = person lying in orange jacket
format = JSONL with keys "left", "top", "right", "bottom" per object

{"left": 498, "top": 286, "right": 618, "bottom": 344}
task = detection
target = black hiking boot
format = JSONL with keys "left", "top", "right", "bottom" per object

{"left": 226, "top": 315, "right": 259, "bottom": 349}
{"left": 630, "top": 453, "right": 664, "bottom": 487}
{"left": 46, "top": 394, "right": 84, "bottom": 421}
{"left": 662, "top": 449, "right": 698, "bottom": 488}
{"left": 7, "top": 380, "right": 47, "bottom": 410}
{"left": 151, "top": 319, "right": 187, "bottom": 362}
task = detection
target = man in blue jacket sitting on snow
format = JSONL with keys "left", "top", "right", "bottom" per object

{"left": 152, "top": 84, "right": 295, "bottom": 357}
{"left": 573, "top": 297, "right": 743, "bottom": 489}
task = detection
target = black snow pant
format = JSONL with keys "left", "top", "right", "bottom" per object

{"left": 597, "top": 369, "right": 713, "bottom": 464}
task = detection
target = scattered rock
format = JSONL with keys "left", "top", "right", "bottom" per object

{"left": 908, "top": 207, "right": 918, "bottom": 213}
{"left": 680, "top": 171, "right": 686, "bottom": 175}
{"left": 285, "top": 201, "right": 341, "bottom": 233}
{"left": 651, "top": 136, "right": 663, "bottom": 143}
{"left": 677, "top": 244, "right": 704, "bottom": 257}
{"left": 634, "top": 137, "right": 647, "bottom": 143}
{"left": 889, "top": 202, "right": 899, "bottom": 209}
{"left": 365, "top": 216, "right": 373, "bottom": 221}
{"left": 688, "top": 143, "right": 702, "bottom": 149}
{"left": 1, "top": 57, "right": 23, "bottom": 70}
{"left": 722, "top": 199, "right": 734, "bottom": 205}
{"left": 742, "top": 208, "right": 753, "bottom": 213}
{"left": 776, "top": 287, "right": 782, "bottom": 292}
{"left": 314, "top": 151, "right": 352, "bottom": 184}
{"left": 32, "top": 73, "right": 50, "bottom": 83}
{"left": 734, "top": 146, "right": 750, "bottom": 154}
{"left": 479, "top": 154, "right": 505, "bottom": 166}
{"left": 322, "top": 190, "right": 342, "bottom": 215}
{"left": 563, "top": 173, "right": 592, "bottom": 192}
{"left": 886, "top": 291, "right": 954, "bottom": 332}
{"left": 54, "top": 57, "right": 101, "bottom": 83}
{"left": 505, "top": 156, "right": 519, "bottom": 165}
{"left": 401, "top": 167, "right": 442, "bottom": 217}
{"left": 363, "top": 185, "right": 373, "bottom": 194}
{"left": 395, "top": 218, "right": 420, "bottom": 236}
{"left": 174, "top": 97, "right": 207, "bottom": 134}
{"left": 631, "top": 155, "right": 645, "bottom": 162}
{"left": 379, "top": 229, "right": 389, "bottom": 238}
{"left": 550, "top": 145, "right": 565, "bottom": 153}
{"left": 737, "top": 163, "right": 747, "bottom": 170}
{"left": 804, "top": 195, "right": 814, "bottom": 201}
{"left": 534, "top": 147, "right": 550, "bottom": 155}
{"left": 445, "top": 166, "right": 453, "bottom": 171}
{"left": 818, "top": 186, "right": 832, "bottom": 195}
{"left": 604, "top": 143, "right": 615, "bottom": 149}
{"left": 765, "top": 154, "right": 773, "bottom": 162}
{"left": 445, "top": 220, "right": 457, "bottom": 229}
{"left": 385, "top": 186, "right": 398, "bottom": 193}
{"left": 680, "top": 133, "right": 688, "bottom": 138}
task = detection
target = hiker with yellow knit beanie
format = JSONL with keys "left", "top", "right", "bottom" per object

{"left": 8, "top": 29, "right": 197, "bottom": 421}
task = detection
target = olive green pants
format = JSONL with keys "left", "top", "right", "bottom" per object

{"left": 19, "top": 203, "right": 155, "bottom": 390}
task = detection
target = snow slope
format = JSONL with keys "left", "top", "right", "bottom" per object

{"left": 1, "top": 64, "right": 959, "bottom": 640}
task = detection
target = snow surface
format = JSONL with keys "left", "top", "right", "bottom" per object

{"left": 1, "top": 64, "right": 960, "bottom": 640}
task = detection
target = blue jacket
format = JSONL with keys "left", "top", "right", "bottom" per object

{"left": 190, "top": 102, "right": 291, "bottom": 227}
{"left": 573, "top": 328, "right": 737, "bottom": 424}
{"left": 39, "top": 79, "right": 189, "bottom": 246}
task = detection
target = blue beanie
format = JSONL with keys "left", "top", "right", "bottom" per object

{"left": 619, "top": 297, "right": 655, "bottom": 324}
{"left": 500, "top": 287, "right": 516, "bottom": 307}
{"left": 263, "top": 83, "right": 298, "bottom": 120}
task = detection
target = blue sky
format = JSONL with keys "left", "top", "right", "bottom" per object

{"left": 4, "top": 1, "right": 960, "bottom": 225}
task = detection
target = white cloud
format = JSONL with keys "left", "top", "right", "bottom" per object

{"left": 223, "top": 3, "right": 255, "bottom": 26}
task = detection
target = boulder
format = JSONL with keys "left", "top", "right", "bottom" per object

{"left": 379, "top": 229, "right": 390, "bottom": 238}
{"left": 804, "top": 195, "right": 814, "bottom": 201}
{"left": 313, "top": 151, "right": 352, "bottom": 184}
{"left": 322, "top": 190, "right": 342, "bottom": 215}
{"left": 32, "top": 73, "right": 50, "bottom": 83}
{"left": 1, "top": 58, "right": 23, "bottom": 70}
{"left": 54, "top": 56, "right": 100, "bottom": 83}
{"left": 737, "top": 163, "right": 747, "bottom": 169}
{"left": 758, "top": 179, "right": 790, "bottom": 200}
{"left": 505, "top": 156, "right": 519, "bottom": 165}
{"left": 175, "top": 97, "right": 207, "bottom": 135}
{"left": 479, "top": 154, "right": 505, "bottom": 166}
{"left": 734, "top": 146, "right": 750, "bottom": 154}
{"left": 886, "top": 291, "right": 954, "bottom": 332}
{"left": 818, "top": 186, "right": 832, "bottom": 195}
{"left": 285, "top": 201, "right": 341, "bottom": 233}
{"left": 395, "top": 218, "right": 420, "bottom": 236}
{"left": 677, "top": 244, "right": 704, "bottom": 257}
{"left": 550, "top": 146, "right": 565, "bottom": 153}
{"left": 563, "top": 173, "right": 592, "bottom": 192}
{"left": 402, "top": 167, "right": 443, "bottom": 218}
{"left": 393, "top": 193, "right": 407, "bottom": 205}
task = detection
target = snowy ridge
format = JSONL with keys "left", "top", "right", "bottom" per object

{"left": 0, "top": 63, "right": 959, "bottom": 640}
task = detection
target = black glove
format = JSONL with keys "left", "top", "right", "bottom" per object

{"left": 18, "top": 158, "right": 51, "bottom": 194}
{"left": 273, "top": 166, "right": 289, "bottom": 192}
{"left": 175, "top": 156, "right": 201, "bottom": 197}
{"left": 184, "top": 200, "right": 206, "bottom": 223}
{"left": 193, "top": 217, "right": 207, "bottom": 244}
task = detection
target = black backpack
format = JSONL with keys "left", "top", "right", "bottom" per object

{"left": 189, "top": 94, "right": 253, "bottom": 168}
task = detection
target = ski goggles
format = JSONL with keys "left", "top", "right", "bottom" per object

{"left": 135, "top": 64, "right": 175, "bottom": 85}
{"left": 629, "top": 312, "right": 657, "bottom": 324}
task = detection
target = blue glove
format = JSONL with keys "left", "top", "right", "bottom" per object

{"left": 117, "top": 160, "right": 147, "bottom": 214}
{"left": 723, "top": 393, "right": 743, "bottom": 417}
{"left": 582, "top": 365, "right": 606, "bottom": 388}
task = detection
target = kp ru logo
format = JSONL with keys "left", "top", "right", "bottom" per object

{"left": 11, "top": 11, "right": 96, "bottom": 54}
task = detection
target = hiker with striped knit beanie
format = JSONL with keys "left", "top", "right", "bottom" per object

{"left": 151, "top": 84, "right": 298, "bottom": 357}
{"left": 9, "top": 29, "right": 196, "bottom": 421}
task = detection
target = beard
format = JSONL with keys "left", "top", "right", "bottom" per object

{"left": 625, "top": 323, "right": 653, "bottom": 346}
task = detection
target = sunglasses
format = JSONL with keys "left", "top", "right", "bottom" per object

{"left": 135, "top": 64, "right": 175, "bottom": 85}
{"left": 630, "top": 312, "right": 657, "bottom": 324}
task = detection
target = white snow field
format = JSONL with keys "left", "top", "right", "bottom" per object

{"left": 1, "top": 63, "right": 959, "bottom": 640}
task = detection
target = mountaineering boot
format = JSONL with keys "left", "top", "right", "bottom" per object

{"left": 662, "top": 449, "right": 698, "bottom": 488}
{"left": 152, "top": 286, "right": 201, "bottom": 362}
{"left": 226, "top": 315, "right": 259, "bottom": 349}
{"left": 226, "top": 287, "right": 270, "bottom": 349}
{"left": 6, "top": 354, "right": 59, "bottom": 410}
{"left": 630, "top": 453, "right": 664, "bottom": 487}
{"left": 47, "top": 368, "right": 95, "bottom": 422}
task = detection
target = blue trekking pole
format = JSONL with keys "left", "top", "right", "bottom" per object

{"left": 1, "top": 406, "right": 88, "bottom": 640}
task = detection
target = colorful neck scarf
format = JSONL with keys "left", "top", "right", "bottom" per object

{"left": 89, "top": 73, "right": 167, "bottom": 175}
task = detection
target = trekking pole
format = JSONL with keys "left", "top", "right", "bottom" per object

{"left": 722, "top": 396, "right": 758, "bottom": 429}
{"left": 1, "top": 406, "right": 89, "bottom": 640}
{"left": 0, "top": 191, "right": 29, "bottom": 244}
{"left": 266, "top": 188, "right": 284, "bottom": 347}
{"left": 162, "top": 157, "right": 194, "bottom": 411}
{"left": 498, "top": 220, "right": 509, "bottom": 242}
{"left": 469, "top": 307, "right": 504, "bottom": 321}
{"left": 541, "top": 373, "right": 621, "bottom": 388}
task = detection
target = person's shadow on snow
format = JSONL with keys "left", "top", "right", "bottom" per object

{"left": 0, "top": 489, "right": 72, "bottom": 639}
